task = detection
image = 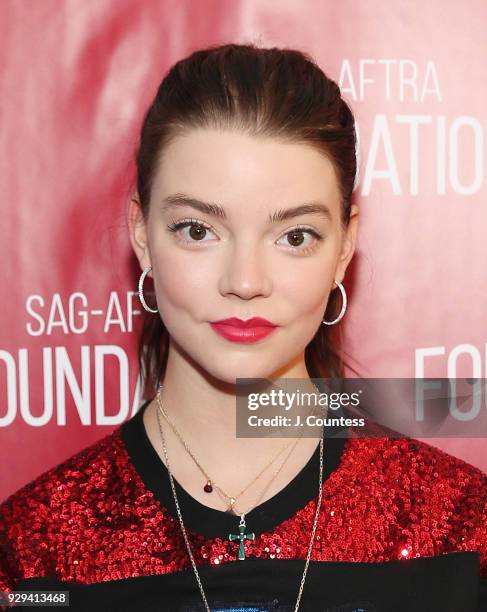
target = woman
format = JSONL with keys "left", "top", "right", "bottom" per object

{"left": 0, "top": 43, "right": 485, "bottom": 612}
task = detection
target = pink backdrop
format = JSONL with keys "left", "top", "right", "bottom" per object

{"left": 1, "top": 0, "right": 486, "bottom": 501}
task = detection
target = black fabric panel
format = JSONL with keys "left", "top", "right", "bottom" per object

{"left": 13, "top": 551, "right": 482, "bottom": 612}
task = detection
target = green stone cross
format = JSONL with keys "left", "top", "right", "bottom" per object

{"left": 229, "top": 515, "right": 255, "bottom": 561}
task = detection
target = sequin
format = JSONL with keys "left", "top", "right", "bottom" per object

{"left": 0, "top": 426, "right": 485, "bottom": 597}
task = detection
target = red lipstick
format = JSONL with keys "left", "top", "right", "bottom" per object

{"left": 209, "top": 317, "right": 278, "bottom": 344}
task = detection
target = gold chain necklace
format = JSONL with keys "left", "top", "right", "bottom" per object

{"left": 156, "top": 387, "right": 305, "bottom": 516}
{"left": 154, "top": 388, "right": 325, "bottom": 612}
{"left": 156, "top": 385, "right": 301, "bottom": 514}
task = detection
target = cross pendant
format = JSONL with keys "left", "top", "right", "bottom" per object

{"left": 228, "top": 514, "right": 255, "bottom": 561}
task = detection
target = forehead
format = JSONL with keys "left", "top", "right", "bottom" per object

{"left": 151, "top": 129, "right": 341, "bottom": 217}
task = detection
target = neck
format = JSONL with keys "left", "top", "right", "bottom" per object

{"left": 144, "top": 338, "right": 322, "bottom": 471}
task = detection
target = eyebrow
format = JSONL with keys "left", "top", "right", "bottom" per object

{"left": 160, "top": 193, "right": 333, "bottom": 223}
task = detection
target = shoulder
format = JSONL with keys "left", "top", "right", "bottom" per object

{"left": 345, "top": 434, "right": 487, "bottom": 509}
{"left": 1, "top": 424, "right": 127, "bottom": 509}
{"left": 343, "top": 435, "right": 487, "bottom": 574}
{"left": 0, "top": 424, "right": 134, "bottom": 590}
{"left": 348, "top": 433, "right": 486, "bottom": 481}
{"left": 355, "top": 434, "right": 486, "bottom": 492}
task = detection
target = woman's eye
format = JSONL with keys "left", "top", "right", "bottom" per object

{"left": 166, "top": 219, "right": 217, "bottom": 243}
{"left": 276, "top": 227, "right": 323, "bottom": 253}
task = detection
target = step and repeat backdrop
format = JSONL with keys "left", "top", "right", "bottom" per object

{"left": 1, "top": 0, "right": 486, "bottom": 499}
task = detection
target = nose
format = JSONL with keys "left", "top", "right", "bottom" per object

{"left": 219, "top": 240, "right": 272, "bottom": 300}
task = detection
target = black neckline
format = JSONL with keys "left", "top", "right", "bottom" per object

{"left": 120, "top": 399, "right": 349, "bottom": 538}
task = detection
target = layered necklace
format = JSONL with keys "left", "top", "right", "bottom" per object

{"left": 155, "top": 385, "right": 325, "bottom": 612}
{"left": 156, "top": 390, "right": 301, "bottom": 516}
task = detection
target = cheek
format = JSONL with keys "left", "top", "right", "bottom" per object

{"left": 151, "top": 247, "right": 216, "bottom": 314}
{"left": 278, "top": 261, "right": 335, "bottom": 316}
{"left": 282, "top": 282, "right": 324, "bottom": 315}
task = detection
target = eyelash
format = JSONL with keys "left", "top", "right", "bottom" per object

{"left": 166, "top": 217, "right": 324, "bottom": 255}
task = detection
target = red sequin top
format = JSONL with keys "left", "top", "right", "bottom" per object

{"left": 0, "top": 399, "right": 486, "bottom": 611}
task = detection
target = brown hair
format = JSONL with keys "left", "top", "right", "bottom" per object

{"left": 133, "top": 43, "right": 360, "bottom": 400}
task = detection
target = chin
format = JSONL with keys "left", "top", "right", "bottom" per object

{"left": 206, "top": 359, "right": 287, "bottom": 387}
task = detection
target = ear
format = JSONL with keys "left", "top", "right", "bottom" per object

{"left": 335, "top": 204, "right": 359, "bottom": 284}
{"left": 127, "top": 193, "right": 152, "bottom": 273}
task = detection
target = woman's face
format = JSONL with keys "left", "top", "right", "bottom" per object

{"left": 129, "top": 128, "right": 358, "bottom": 384}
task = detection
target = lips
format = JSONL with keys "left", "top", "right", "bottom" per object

{"left": 210, "top": 317, "right": 277, "bottom": 328}
{"left": 209, "top": 317, "right": 278, "bottom": 343}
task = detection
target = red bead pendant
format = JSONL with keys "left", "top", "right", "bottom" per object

{"left": 204, "top": 480, "right": 213, "bottom": 493}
